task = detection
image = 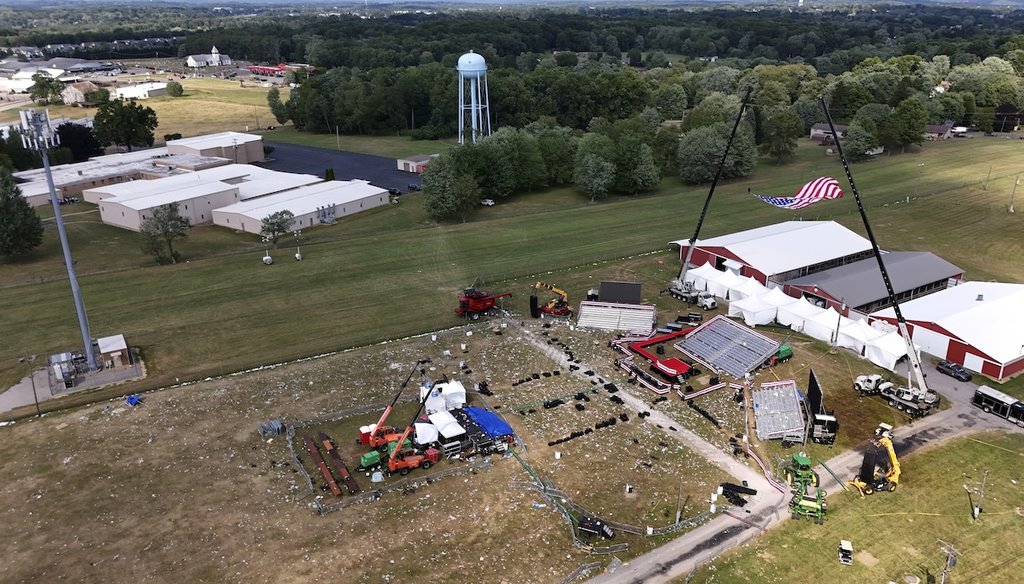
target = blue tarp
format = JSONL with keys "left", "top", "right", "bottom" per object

{"left": 464, "top": 407, "right": 514, "bottom": 439}
{"left": 125, "top": 394, "right": 142, "bottom": 407}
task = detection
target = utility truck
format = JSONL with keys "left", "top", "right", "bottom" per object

{"left": 666, "top": 281, "right": 717, "bottom": 310}
{"left": 854, "top": 373, "right": 938, "bottom": 418}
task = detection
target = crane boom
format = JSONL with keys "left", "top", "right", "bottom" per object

{"left": 672, "top": 87, "right": 753, "bottom": 290}
{"left": 388, "top": 399, "right": 426, "bottom": 464}
{"left": 877, "top": 436, "right": 901, "bottom": 485}
{"left": 370, "top": 358, "right": 430, "bottom": 440}
{"left": 819, "top": 98, "right": 929, "bottom": 395}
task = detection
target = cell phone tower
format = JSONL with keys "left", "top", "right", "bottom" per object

{"left": 457, "top": 51, "right": 491, "bottom": 144}
{"left": 20, "top": 109, "right": 98, "bottom": 371}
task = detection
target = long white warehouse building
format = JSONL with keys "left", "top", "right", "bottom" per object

{"left": 212, "top": 180, "right": 389, "bottom": 234}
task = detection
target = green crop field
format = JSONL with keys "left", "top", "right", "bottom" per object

{"left": 2, "top": 136, "right": 1024, "bottom": 416}
{"left": 686, "top": 432, "right": 1024, "bottom": 584}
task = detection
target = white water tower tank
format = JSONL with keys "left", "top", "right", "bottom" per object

{"left": 457, "top": 51, "right": 491, "bottom": 144}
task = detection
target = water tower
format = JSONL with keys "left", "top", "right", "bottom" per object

{"left": 457, "top": 51, "right": 491, "bottom": 144}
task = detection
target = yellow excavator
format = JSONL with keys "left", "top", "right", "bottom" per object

{"left": 849, "top": 423, "right": 901, "bottom": 496}
{"left": 530, "top": 281, "right": 571, "bottom": 318}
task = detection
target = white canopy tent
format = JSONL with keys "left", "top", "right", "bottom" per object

{"left": 801, "top": 307, "right": 845, "bottom": 344}
{"left": 726, "top": 276, "right": 769, "bottom": 301}
{"left": 704, "top": 268, "right": 744, "bottom": 298}
{"left": 413, "top": 422, "right": 439, "bottom": 445}
{"left": 776, "top": 296, "right": 826, "bottom": 331}
{"left": 836, "top": 319, "right": 887, "bottom": 355}
{"left": 440, "top": 380, "right": 467, "bottom": 410}
{"left": 760, "top": 286, "right": 800, "bottom": 310}
{"left": 423, "top": 390, "right": 448, "bottom": 415}
{"left": 865, "top": 330, "right": 916, "bottom": 371}
{"left": 683, "top": 262, "right": 718, "bottom": 291}
{"left": 427, "top": 411, "right": 466, "bottom": 439}
{"left": 728, "top": 293, "right": 779, "bottom": 326}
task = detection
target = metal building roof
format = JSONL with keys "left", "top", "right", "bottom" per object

{"left": 214, "top": 179, "right": 387, "bottom": 218}
{"left": 785, "top": 251, "right": 963, "bottom": 308}
{"left": 873, "top": 281, "right": 1024, "bottom": 364}
{"left": 670, "top": 221, "right": 872, "bottom": 277}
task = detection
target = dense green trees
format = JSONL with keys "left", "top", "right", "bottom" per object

{"left": 56, "top": 123, "right": 104, "bottom": 163}
{"left": 94, "top": 100, "right": 159, "bottom": 152}
{"left": 29, "top": 72, "right": 64, "bottom": 105}
{"left": 677, "top": 123, "right": 756, "bottom": 184}
{"left": 0, "top": 169, "right": 44, "bottom": 258}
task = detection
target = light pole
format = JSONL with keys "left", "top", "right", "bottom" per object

{"left": 1010, "top": 174, "right": 1019, "bottom": 214}
{"left": 261, "top": 236, "right": 273, "bottom": 265}
{"left": 18, "top": 355, "right": 40, "bottom": 416}
{"left": 293, "top": 229, "right": 303, "bottom": 261}
{"left": 914, "top": 163, "right": 924, "bottom": 198}
{"left": 19, "top": 110, "right": 97, "bottom": 371}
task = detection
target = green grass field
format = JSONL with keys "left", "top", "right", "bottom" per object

{"left": 687, "top": 432, "right": 1024, "bottom": 584}
{"left": 263, "top": 126, "right": 454, "bottom": 159}
{"left": 2, "top": 136, "right": 1023, "bottom": 415}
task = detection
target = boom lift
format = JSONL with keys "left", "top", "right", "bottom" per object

{"left": 530, "top": 281, "right": 571, "bottom": 318}
{"left": 666, "top": 89, "right": 752, "bottom": 299}
{"left": 358, "top": 359, "right": 431, "bottom": 451}
{"left": 848, "top": 423, "right": 901, "bottom": 496}
{"left": 387, "top": 399, "right": 440, "bottom": 476}
{"left": 820, "top": 98, "right": 934, "bottom": 414}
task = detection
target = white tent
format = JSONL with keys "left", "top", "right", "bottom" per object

{"left": 683, "top": 262, "right": 717, "bottom": 291}
{"left": 776, "top": 296, "right": 826, "bottom": 331}
{"left": 726, "top": 276, "right": 769, "bottom": 301}
{"left": 423, "top": 389, "right": 448, "bottom": 415}
{"left": 427, "top": 411, "right": 466, "bottom": 439}
{"left": 760, "top": 286, "right": 800, "bottom": 310}
{"left": 801, "top": 306, "right": 843, "bottom": 343}
{"left": 413, "top": 422, "right": 439, "bottom": 445}
{"left": 728, "top": 293, "right": 779, "bottom": 326}
{"left": 704, "top": 268, "right": 743, "bottom": 298}
{"left": 440, "top": 380, "right": 467, "bottom": 410}
{"left": 864, "top": 330, "right": 915, "bottom": 371}
{"left": 836, "top": 319, "right": 886, "bottom": 355}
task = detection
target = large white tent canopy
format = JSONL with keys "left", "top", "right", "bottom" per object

{"left": 776, "top": 297, "right": 825, "bottom": 331}
{"left": 801, "top": 307, "right": 845, "bottom": 344}
{"left": 683, "top": 262, "right": 718, "bottom": 291}
{"left": 728, "top": 293, "right": 779, "bottom": 326}
{"left": 427, "top": 411, "right": 466, "bottom": 439}
{"left": 726, "top": 276, "right": 769, "bottom": 301}
{"left": 703, "top": 267, "right": 744, "bottom": 298}
{"left": 414, "top": 422, "right": 439, "bottom": 445}
{"left": 836, "top": 319, "right": 887, "bottom": 355}
{"left": 863, "top": 330, "right": 918, "bottom": 371}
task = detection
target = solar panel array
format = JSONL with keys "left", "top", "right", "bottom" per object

{"left": 674, "top": 315, "right": 780, "bottom": 378}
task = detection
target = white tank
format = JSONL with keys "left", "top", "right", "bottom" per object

{"left": 457, "top": 51, "right": 487, "bottom": 79}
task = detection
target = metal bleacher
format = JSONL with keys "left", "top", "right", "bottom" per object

{"left": 575, "top": 301, "right": 656, "bottom": 333}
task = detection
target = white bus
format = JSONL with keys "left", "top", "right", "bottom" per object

{"left": 971, "top": 385, "right": 1024, "bottom": 426}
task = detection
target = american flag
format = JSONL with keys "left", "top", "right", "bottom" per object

{"left": 755, "top": 177, "right": 844, "bottom": 209}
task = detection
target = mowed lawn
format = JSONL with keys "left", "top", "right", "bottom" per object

{"left": 0, "top": 77, "right": 286, "bottom": 140}
{"left": 2, "top": 136, "right": 1023, "bottom": 413}
{"left": 686, "top": 432, "right": 1024, "bottom": 584}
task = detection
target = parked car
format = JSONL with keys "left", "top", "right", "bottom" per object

{"left": 387, "top": 188, "right": 402, "bottom": 196}
{"left": 407, "top": 183, "right": 421, "bottom": 192}
{"left": 480, "top": 199, "right": 495, "bottom": 206}
{"left": 936, "top": 360, "right": 973, "bottom": 382}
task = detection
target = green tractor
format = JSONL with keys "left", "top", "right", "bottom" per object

{"left": 790, "top": 481, "right": 828, "bottom": 524}
{"left": 782, "top": 451, "right": 820, "bottom": 488}
{"left": 782, "top": 451, "right": 827, "bottom": 524}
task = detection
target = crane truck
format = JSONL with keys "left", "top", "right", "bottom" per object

{"left": 817, "top": 97, "right": 937, "bottom": 419}
{"left": 530, "top": 281, "right": 571, "bottom": 318}
{"left": 848, "top": 423, "right": 900, "bottom": 496}
{"left": 358, "top": 359, "right": 431, "bottom": 451}
{"left": 387, "top": 399, "right": 441, "bottom": 476}
{"left": 854, "top": 373, "right": 938, "bottom": 417}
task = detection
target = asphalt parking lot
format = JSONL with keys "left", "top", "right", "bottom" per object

{"left": 258, "top": 141, "right": 421, "bottom": 193}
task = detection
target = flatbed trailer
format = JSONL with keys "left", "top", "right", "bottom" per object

{"left": 319, "top": 432, "right": 361, "bottom": 495}
{"left": 303, "top": 436, "right": 342, "bottom": 496}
